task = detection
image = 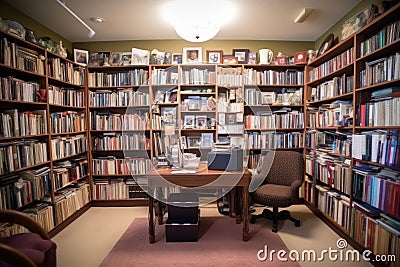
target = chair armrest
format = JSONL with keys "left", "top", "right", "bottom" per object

{"left": 0, "top": 243, "right": 37, "bottom": 267}
{"left": 289, "top": 180, "right": 303, "bottom": 192}
{"left": 0, "top": 209, "right": 49, "bottom": 240}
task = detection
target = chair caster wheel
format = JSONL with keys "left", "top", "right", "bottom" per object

{"left": 295, "top": 221, "right": 300, "bottom": 227}
{"left": 250, "top": 217, "right": 256, "bottom": 224}
{"left": 272, "top": 228, "right": 277, "bottom": 233}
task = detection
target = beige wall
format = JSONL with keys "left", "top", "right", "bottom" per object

{"left": 72, "top": 39, "right": 314, "bottom": 60}
{"left": 0, "top": 0, "right": 72, "bottom": 53}
{"left": 315, "top": 0, "right": 375, "bottom": 51}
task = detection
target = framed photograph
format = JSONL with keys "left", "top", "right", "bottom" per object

{"left": 88, "top": 52, "right": 99, "bottom": 66}
{"left": 74, "top": 49, "right": 88, "bottom": 65}
{"left": 206, "top": 50, "right": 223, "bottom": 64}
{"left": 341, "top": 6, "right": 370, "bottom": 40}
{"left": 97, "top": 51, "right": 111, "bottom": 66}
{"left": 222, "top": 55, "right": 238, "bottom": 65}
{"left": 183, "top": 47, "right": 202, "bottom": 64}
{"left": 110, "top": 52, "right": 122, "bottom": 66}
{"left": 200, "top": 133, "right": 214, "bottom": 148}
{"left": 317, "top": 33, "right": 334, "bottom": 57}
{"left": 261, "top": 92, "right": 276, "bottom": 104}
{"left": 196, "top": 115, "right": 207, "bottom": 128}
{"left": 131, "top": 48, "right": 150, "bottom": 65}
{"left": 164, "top": 52, "right": 172, "bottom": 64}
{"left": 121, "top": 52, "right": 132, "bottom": 66}
{"left": 184, "top": 115, "right": 195, "bottom": 128}
{"left": 172, "top": 53, "right": 182, "bottom": 64}
{"left": 232, "top": 49, "right": 250, "bottom": 64}
{"left": 248, "top": 52, "right": 257, "bottom": 64}
{"left": 187, "top": 136, "right": 201, "bottom": 148}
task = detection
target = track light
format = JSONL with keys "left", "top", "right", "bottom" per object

{"left": 56, "top": 0, "right": 96, "bottom": 38}
{"left": 294, "top": 8, "right": 313, "bottom": 23}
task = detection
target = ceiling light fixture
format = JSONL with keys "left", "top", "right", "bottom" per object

{"left": 90, "top": 17, "right": 105, "bottom": 24}
{"left": 163, "top": 0, "right": 236, "bottom": 42}
{"left": 56, "top": 0, "right": 96, "bottom": 38}
{"left": 294, "top": 8, "right": 313, "bottom": 23}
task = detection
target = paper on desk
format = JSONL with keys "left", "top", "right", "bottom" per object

{"left": 171, "top": 169, "right": 196, "bottom": 174}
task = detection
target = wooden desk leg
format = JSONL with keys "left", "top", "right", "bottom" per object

{"left": 157, "top": 200, "right": 163, "bottom": 225}
{"left": 242, "top": 185, "right": 249, "bottom": 242}
{"left": 149, "top": 196, "right": 155, "bottom": 244}
{"left": 235, "top": 187, "right": 242, "bottom": 224}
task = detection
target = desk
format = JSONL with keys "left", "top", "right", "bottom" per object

{"left": 146, "top": 164, "right": 252, "bottom": 243}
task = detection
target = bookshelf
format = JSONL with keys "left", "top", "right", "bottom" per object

{"left": 304, "top": 3, "right": 400, "bottom": 265}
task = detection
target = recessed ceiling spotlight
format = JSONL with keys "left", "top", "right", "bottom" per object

{"left": 90, "top": 17, "right": 105, "bottom": 23}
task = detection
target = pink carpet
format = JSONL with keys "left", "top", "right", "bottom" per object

{"left": 100, "top": 216, "right": 300, "bottom": 267}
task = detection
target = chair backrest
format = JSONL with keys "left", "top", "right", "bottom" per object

{"left": 263, "top": 151, "right": 304, "bottom": 186}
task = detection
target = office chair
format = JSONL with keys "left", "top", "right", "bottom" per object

{"left": 0, "top": 209, "right": 57, "bottom": 267}
{"left": 250, "top": 151, "right": 304, "bottom": 232}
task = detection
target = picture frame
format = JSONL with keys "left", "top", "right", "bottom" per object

{"left": 317, "top": 33, "right": 334, "bottom": 57}
{"left": 131, "top": 48, "right": 150, "bottom": 65}
{"left": 110, "top": 52, "right": 122, "bottom": 66}
{"left": 206, "top": 50, "right": 223, "bottom": 64}
{"left": 172, "top": 53, "right": 182, "bottom": 64}
{"left": 200, "top": 133, "right": 214, "bottom": 148}
{"left": 248, "top": 52, "right": 257, "bottom": 64}
{"left": 232, "top": 49, "right": 250, "bottom": 64}
{"left": 74, "top": 49, "right": 88, "bottom": 66}
{"left": 187, "top": 136, "right": 201, "bottom": 148}
{"left": 184, "top": 115, "right": 195, "bottom": 128}
{"left": 341, "top": 6, "right": 370, "bottom": 40}
{"left": 121, "top": 52, "right": 132, "bottom": 66}
{"left": 164, "top": 52, "right": 172, "bottom": 64}
{"left": 196, "top": 115, "right": 207, "bottom": 128}
{"left": 183, "top": 47, "right": 202, "bottom": 64}
{"left": 222, "top": 55, "right": 238, "bottom": 65}
{"left": 261, "top": 92, "right": 276, "bottom": 104}
{"left": 88, "top": 52, "right": 100, "bottom": 66}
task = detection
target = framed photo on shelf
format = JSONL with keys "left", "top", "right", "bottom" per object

{"left": 131, "top": 48, "right": 150, "bottom": 65}
{"left": 121, "top": 52, "right": 132, "bottom": 66}
{"left": 341, "top": 6, "right": 370, "bottom": 40}
{"left": 232, "top": 49, "right": 249, "bottom": 64}
{"left": 200, "top": 133, "right": 214, "bottom": 148}
{"left": 184, "top": 115, "right": 195, "bottom": 128}
{"left": 172, "top": 53, "right": 182, "bottom": 64}
{"left": 196, "top": 115, "right": 207, "bottom": 128}
{"left": 110, "top": 52, "right": 122, "bottom": 65}
{"left": 206, "top": 50, "right": 223, "bottom": 64}
{"left": 248, "top": 52, "right": 257, "bottom": 64}
{"left": 187, "top": 136, "right": 201, "bottom": 148}
{"left": 222, "top": 55, "right": 238, "bottom": 65}
{"left": 261, "top": 92, "right": 276, "bottom": 104}
{"left": 74, "top": 49, "right": 88, "bottom": 65}
{"left": 183, "top": 47, "right": 202, "bottom": 64}
{"left": 88, "top": 52, "right": 99, "bottom": 66}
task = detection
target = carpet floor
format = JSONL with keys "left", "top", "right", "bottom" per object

{"left": 100, "top": 216, "right": 300, "bottom": 267}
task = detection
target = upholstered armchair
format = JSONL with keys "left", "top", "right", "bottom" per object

{"left": 250, "top": 151, "right": 304, "bottom": 232}
{"left": 0, "top": 209, "right": 57, "bottom": 267}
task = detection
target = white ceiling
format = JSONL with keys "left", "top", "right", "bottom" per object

{"left": 4, "top": 0, "right": 361, "bottom": 42}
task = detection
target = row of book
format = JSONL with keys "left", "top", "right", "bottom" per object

{"left": 0, "top": 139, "right": 48, "bottom": 175}
{"left": 360, "top": 18, "right": 400, "bottom": 57}
{"left": 0, "top": 203, "right": 55, "bottom": 236}
{"left": 0, "top": 109, "right": 47, "bottom": 138}
{"left": 358, "top": 88, "right": 400, "bottom": 127}
{"left": 90, "top": 111, "right": 150, "bottom": 131}
{"left": 243, "top": 68, "right": 304, "bottom": 85}
{"left": 47, "top": 58, "right": 85, "bottom": 86}
{"left": 359, "top": 52, "right": 400, "bottom": 87}
{"left": 309, "top": 74, "right": 353, "bottom": 102}
{"left": 180, "top": 69, "right": 216, "bottom": 85}
{"left": 152, "top": 132, "right": 178, "bottom": 158}
{"left": 92, "top": 157, "right": 152, "bottom": 175}
{"left": 305, "top": 130, "right": 352, "bottom": 156}
{"left": 50, "top": 111, "right": 86, "bottom": 134}
{"left": 181, "top": 95, "right": 214, "bottom": 111}
{"left": 51, "top": 134, "right": 87, "bottom": 160}
{"left": 352, "top": 130, "right": 399, "bottom": 167}
{"left": 216, "top": 67, "right": 243, "bottom": 86}
{"left": 307, "top": 101, "right": 352, "bottom": 128}
{"left": 151, "top": 68, "right": 178, "bottom": 84}
{"left": 53, "top": 157, "right": 89, "bottom": 191}
{"left": 303, "top": 179, "right": 314, "bottom": 204}
{"left": 127, "top": 183, "right": 148, "bottom": 199}
{"left": 245, "top": 131, "right": 303, "bottom": 149}
{"left": 244, "top": 110, "right": 304, "bottom": 129}
{"left": 350, "top": 202, "right": 400, "bottom": 265}
{"left": 316, "top": 185, "right": 351, "bottom": 230}
{"left": 92, "top": 133, "right": 150, "bottom": 151}
{"left": 1, "top": 38, "right": 45, "bottom": 75}
{"left": 312, "top": 152, "right": 352, "bottom": 195}
{"left": 48, "top": 85, "right": 85, "bottom": 107}
{"left": 93, "top": 178, "right": 144, "bottom": 200}
{"left": 88, "top": 69, "right": 150, "bottom": 87}
{"left": 308, "top": 47, "right": 354, "bottom": 82}
{"left": 0, "top": 166, "right": 51, "bottom": 210}
{"left": 0, "top": 76, "right": 40, "bottom": 103}
{"left": 89, "top": 89, "right": 150, "bottom": 107}
{"left": 54, "top": 182, "right": 90, "bottom": 224}
{"left": 352, "top": 167, "right": 399, "bottom": 219}
{"left": 245, "top": 87, "right": 303, "bottom": 106}
{"left": 217, "top": 124, "right": 244, "bottom": 135}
